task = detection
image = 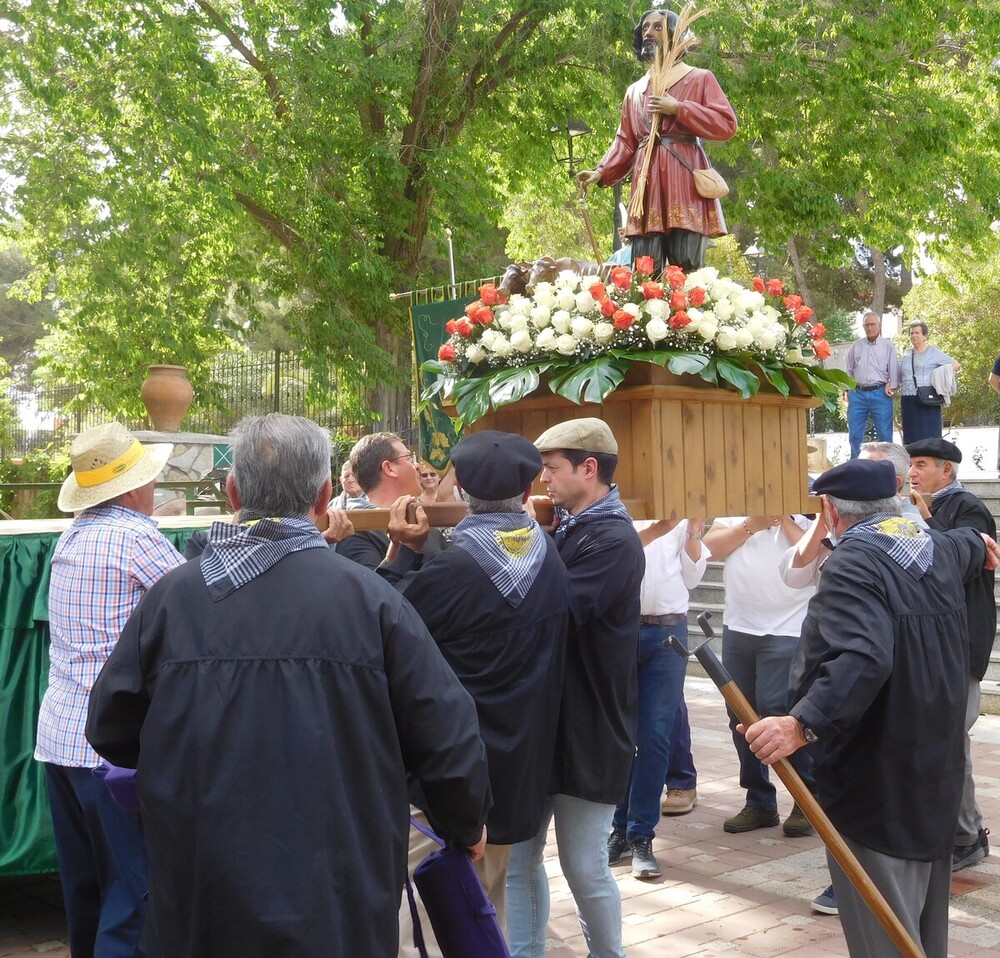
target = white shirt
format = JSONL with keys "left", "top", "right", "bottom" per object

{"left": 634, "top": 519, "right": 709, "bottom": 615}
{"left": 713, "top": 516, "right": 814, "bottom": 636}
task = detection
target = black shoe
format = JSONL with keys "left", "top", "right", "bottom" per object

{"left": 607, "top": 830, "right": 631, "bottom": 865}
{"left": 952, "top": 827, "right": 990, "bottom": 872}
{"left": 630, "top": 838, "right": 662, "bottom": 880}
{"left": 723, "top": 805, "right": 780, "bottom": 833}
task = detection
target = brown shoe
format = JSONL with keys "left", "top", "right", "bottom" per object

{"left": 782, "top": 803, "right": 814, "bottom": 837}
{"left": 723, "top": 805, "right": 780, "bottom": 833}
{"left": 661, "top": 787, "right": 698, "bottom": 816}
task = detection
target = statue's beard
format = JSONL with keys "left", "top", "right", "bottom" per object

{"left": 640, "top": 39, "right": 657, "bottom": 62}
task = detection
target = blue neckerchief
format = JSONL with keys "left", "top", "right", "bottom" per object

{"left": 451, "top": 513, "right": 546, "bottom": 607}
{"left": 554, "top": 484, "right": 632, "bottom": 542}
{"left": 839, "top": 513, "right": 933, "bottom": 574}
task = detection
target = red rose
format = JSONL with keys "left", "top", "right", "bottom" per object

{"left": 809, "top": 322, "right": 827, "bottom": 339}
{"left": 610, "top": 266, "right": 632, "bottom": 290}
{"left": 766, "top": 279, "right": 784, "bottom": 297}
{"left": 666, "top": 266, "right": 686, "bottom": 290}
{"left": 474, "top": 306, "right": 494, "bottom": 326}
{"left": 589, "top": 282, "right": 608, "bottom": 301}
{"left": 813, "top": 338, "right": 831, "bottom": 360}
{"left": 465, "top": 300, "right": 482, "bottom": 318}
{"left": 613, "top": 309, "right": 634, "bottom": 330}
{"left": 445, "top": 319, "right": 458, "bottom": 335}
{"left": 642, "top": 282, "right": 666, "bottom": 300}
{"left": 478, "top": 283, "right": 499, "bottom": 306}
{"left": 669, "top": 310, "right": 692, "bottom": 329}
{"left": 668, "top": 289, "right": 687, "bottom": 310}
{"left": 783, "top": 294, "right": 803, "bottom": 311}
{"left": 600, "top": 298, "right": 617, "bottom": 318}
{"left": 752, "top": 276, "right": 766, "bottom": 293}
{"left": 688, "top": 287, "right": 707, "bottom": 307}
{"left": 794, "top": 305, "right": 814, "bottom": 325}
{"left": 438, "top": 343, "right": 456, "bottom": 362}
{"left": 456, "top": 318, "right": 473, "bottom": 338}
{"left": 634, "top": 255, "right": 655, "bottom": 276}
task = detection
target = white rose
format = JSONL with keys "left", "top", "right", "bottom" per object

{"left": 737, "top": 289, "right": 766, "bottom": 312}
{"left": 756, "top": 330, "right": 778, "bottom": 351}
{"left": 556, "top": 290, "right": 577, "bottom": 312}
{"left": 685, "top": 266, "right": 719, "bottom": 288}
{"left": 495, "top": 308, "right": 514, "bottom": 330}
{"left": 555, "top": 334, "right": 579, "bottom": 356}
{"left": 571, "top": 316, "right": 594, "bottom": 339}
{"left": 579, "top": 274, "right": 601, "bottom": 290}
{"left": 489, "top": 334, "right": 513, "bottom": 358}
{"left": 536, "top": 328, "right": 559, "bottom": 351}
{"left": 530, "top": 306, "right": 551, "bottom": 329}
{"left": 551, "top": 309, "right": 572, "bottom": 333}
{"left": 735, "top": 328, "right": 755, "bottom": 348}
{"left": 699, "top": 309, "right": 716, "bottom": 323}
{"left": 507, "top": 314, "right": 529, "bottom": 332}
{"left": 480, "top": 329, "right": 497, "bottom": 349}
{"left": 645, "top": 298, "right": 667, "bottom": 318}
{"left": 698, "top": 321, "right": 718, "bottom": 342}
{"left": 623, "top": 302, "right": 640, "bottom": 318}
{"left": 714, "top": 301, "right": 735, "bottom": 322}
{"left": 686, "top": 307, "right": 703, "bottom": 322}
{"left": 785, "top": 347, "right": 805, "bottom": 364}
{"left": 716, "top": 327, "right": 738, "bottom": 350}
{"left": 555, "top": 270, "right": 579, "bottom": 289}
{"left": 533, "top": 289, "right": 555, "bottom": 309}
{"left": 646, "top": 318, "right": 669, "bottom": 344}
{"left": 594, "top": 321, "right": 616, "bottom": 344}
{"left": 575, "top": 291, "right": 597, "bottom": 313}
{"left": 508, "top": 294, "right": 532, "bottom": 315}
{"left": 511, "top": 329, "right": 534, "bottom": 353}
{"left": 466, "top": 344, "right": 487, "bottom": 364}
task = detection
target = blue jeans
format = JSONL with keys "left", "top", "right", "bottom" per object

{"left": 666, "top": 694, "right": 698, "bottom": 790}
{"left": 721, "top": 628, "right": 815, "bottom": 810}
{"left": 612, "top": 622, "right": 688, "bottom": 841}
{"left": 848, "top": 387, "right": 893, "bottom": 458}
{"left": 506, "top": 794, "right": 623, "bottom": 958}
{"left": 43, "top": 763, "right": 148, "bottom": 958}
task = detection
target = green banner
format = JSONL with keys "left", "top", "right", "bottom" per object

{"left": 411, "top": 296, "right": 474, "bottom": 470}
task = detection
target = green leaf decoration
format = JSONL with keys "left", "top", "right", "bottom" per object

{"left": 666, "top": 352, "right": 711, "bottom": 375}
{"left": 488, "top": 366, "right": 542, "bottom": 408}
{"left": 755, "top": 363, "right": 791, "bottom": 398}
{"left": 547, "top": 357, "right": 628, "bottom": 405}
{"left": 453, "top": 375, "right": 495, "bottom": 424}
{"left": 714, "top": 358, "right": 761, "bottom": 398}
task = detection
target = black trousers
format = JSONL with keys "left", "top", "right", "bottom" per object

{"left": 631, "top": 229, "right": 709, "bottom": 275}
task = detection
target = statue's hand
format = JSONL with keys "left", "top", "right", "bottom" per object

{"left": 576, "top": 169, "right": 601, "bottom": 193}
{"left": 649, "top": 94, "right": 680, "bottom": 116}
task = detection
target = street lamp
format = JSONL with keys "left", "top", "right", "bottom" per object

{"left": 744, "top": 241, "right": 765, "bottom": 274}
{"left": 550, "top": 116, "right": 592, "bottom": 179}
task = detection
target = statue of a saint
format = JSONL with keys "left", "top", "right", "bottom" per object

{"left": 578, "top": 9, "right": 737, "bottom": 274}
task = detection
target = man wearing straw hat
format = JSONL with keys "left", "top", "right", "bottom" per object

{"left": 34, "top": 422, "right": 183, "bottom": 957}
{"left": 577, "top": 8, "right": 737, "bottom": 274}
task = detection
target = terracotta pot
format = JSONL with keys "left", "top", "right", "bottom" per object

{"left": 140, "top": 364, "right": 194, "bottom": 432}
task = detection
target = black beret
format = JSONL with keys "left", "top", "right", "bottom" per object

{"left": 812, "top": 458, "right": 897, "bottom": 500}
{"left": 452, "top": 430, "right": 541, "bottom": 500}
{"left": 905, "top": 438, "right": 962, "bottom": 463}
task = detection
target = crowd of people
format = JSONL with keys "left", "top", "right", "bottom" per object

{"left": 34, "top": 413, "right": 999, "bottom": 958}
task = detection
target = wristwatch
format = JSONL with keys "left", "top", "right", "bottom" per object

{"left": 796, "top": 718, "right": 818, "bottom": 744}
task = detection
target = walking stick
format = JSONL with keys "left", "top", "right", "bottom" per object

{"left": 577, "top": 186, "right": 603, "bottom": 264}
{"left": 668, "top": 612, "right": 924, "bottom": 958}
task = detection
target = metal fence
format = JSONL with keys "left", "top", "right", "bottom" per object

{"left": 2, "top": 350, "right": 416, "bottom": 460}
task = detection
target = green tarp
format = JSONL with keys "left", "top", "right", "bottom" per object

{"left": 0, "top": 527, "right": 197, "bottom": 877}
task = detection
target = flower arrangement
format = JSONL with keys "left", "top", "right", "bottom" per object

{"left": 421, "top": 257, "right": 852, "bottom": 425}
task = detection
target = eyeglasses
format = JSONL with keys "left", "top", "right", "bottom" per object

{"left": 388, "top": 452, "right": 418, "bottom": 465}
{"left": 419, "top": 471, "right": 437, "bottom": 479}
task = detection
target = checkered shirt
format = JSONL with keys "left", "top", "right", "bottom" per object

{"left": 34, "top": 505, "right": 184, "bottom": 767}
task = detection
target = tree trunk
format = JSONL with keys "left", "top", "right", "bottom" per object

{"left": 871, "top": 248, "right": 886, "bottom": 316}
{"left": 900, "top": 260, "right": 913, "bottom": 297}
{"left": 786, "top": 236, "right": 813, "bottom": 307}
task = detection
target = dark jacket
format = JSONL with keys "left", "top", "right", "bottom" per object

{"left": 790, "top": 527, "right": 985, "bottom": 860}
{"left": 927, "top": 489, "right": 997, "bottom": 679}
{"left": 86, "top": 549, "right": 490, "bottom": 958}
{"left": 401, "top": 536, "right": 568, "bottom": 844}
{"left": 551, "top": 514, "right": 644, "bottom": 804}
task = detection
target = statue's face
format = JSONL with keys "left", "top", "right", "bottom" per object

{"left": 640, "top": 11, "right": 671, "bottom": 60}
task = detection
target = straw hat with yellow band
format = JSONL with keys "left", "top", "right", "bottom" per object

{"left": 58, "top": 422, "right": 173, "bottom": 513}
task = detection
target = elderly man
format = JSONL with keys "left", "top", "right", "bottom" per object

{"left": 742, "top": 458, "right": 998, "bottom": 958}
{"left": 395, "top": 430, "right": 568, "bottom": 956}
{"left": 34, "top": 422, "right": 183, "bottom": 958}
{"left": 86, "top": 414, "right": 490, "bottom": 958}
{"left": 506, "top": 418, "right": 644, "bottom": 958}
{"left": 845, "top": 312, "right": 900, "bottom": 458}
{"left": 908, "top": 437, "right": 997, "bottom": 871}
{"left": 329, "top": 459, "right": 369, "bottom": 509}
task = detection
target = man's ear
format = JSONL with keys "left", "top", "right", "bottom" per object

{"left": 225, "top": 474, "right": 242, "bottom": 512}
{"left": 314, "top": 477, "right": 333, "bottom": 515}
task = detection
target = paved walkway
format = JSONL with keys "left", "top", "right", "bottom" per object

{"left": 4, "top": 675, "right": 1000, "bottom": 957}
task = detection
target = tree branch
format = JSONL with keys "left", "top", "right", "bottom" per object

{"left": 232, "top": 192, "right": 304, "bottom": 250}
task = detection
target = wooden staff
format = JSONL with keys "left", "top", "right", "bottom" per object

{"left": 670, "top": 614, "right": 924, "bottom": 958}
{"left": 577, "top": 187, "right": 603, "bottom": 263}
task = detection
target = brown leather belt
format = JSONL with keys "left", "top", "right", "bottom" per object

{"left": 640, "top": 613, "right": 686, "bottom": 626}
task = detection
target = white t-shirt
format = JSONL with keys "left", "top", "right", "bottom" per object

{"left": 713, "top": 516, "right": 815, "bottom": 636}
{"left": 634, "top": 519, "right": 709, "bottom": 615}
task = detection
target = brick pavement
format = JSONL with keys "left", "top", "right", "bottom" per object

{"left": 4, "top": 674, "right": 1000, "bottom": 957}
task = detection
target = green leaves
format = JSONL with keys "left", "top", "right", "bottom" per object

{"left": 546, "top": 357, "right": 628, "bottom": 405}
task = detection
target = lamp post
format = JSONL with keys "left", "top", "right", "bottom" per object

{"left": 550, "top": 116, "right": 592, "bottom": 179}
{"left": 744, "top": 241, "right": 765, "bottom": 275}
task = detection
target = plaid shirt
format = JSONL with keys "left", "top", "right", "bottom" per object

{"left": 34, "top": 505, "right": 184, "bottom": 767}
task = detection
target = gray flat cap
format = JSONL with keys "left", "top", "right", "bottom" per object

{"left": 534, "top": 417, "right": 618, "bottom": 455}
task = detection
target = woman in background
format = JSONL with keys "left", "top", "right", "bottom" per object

{"left": 900, "top": 321, "right": 959, "bottom": 443}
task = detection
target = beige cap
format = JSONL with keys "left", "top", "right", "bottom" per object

{"left": 58, "top": 422, "right": 173, "bottom": 513}
{"left": 534, "top": 417, "right": 618, "bottom": 455}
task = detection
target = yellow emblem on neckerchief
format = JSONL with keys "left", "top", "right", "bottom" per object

{"left": 875, "top": 516, "right": 921, "bottom": 537}
{"left": 496, "top": 527, "right": 535, "bottom": 558}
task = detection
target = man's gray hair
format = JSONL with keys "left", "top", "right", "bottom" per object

{"left": 229, "top": 414, "right": 331, "bottom": 516}
{"left": 826, "top": 494, "right": 901, "bottom": 523}
{"left": 466, "top": 494, "right": 525, "bottom": 515}
{"left": 860, "top": 442, "right": 910, "bottom": 482}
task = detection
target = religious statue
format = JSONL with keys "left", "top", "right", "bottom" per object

{"left": 577, "top": 8, "right": 737, "bottom": 274}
